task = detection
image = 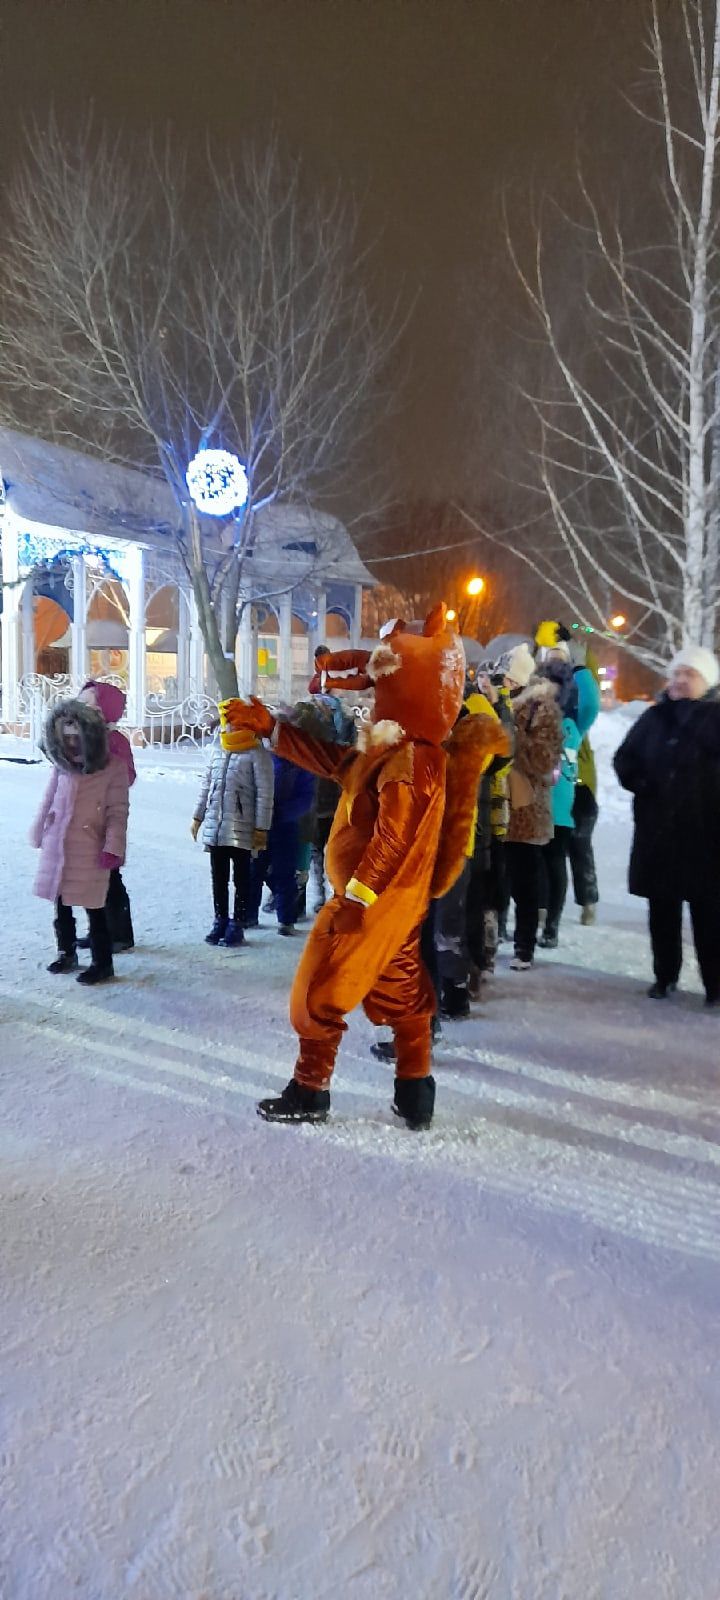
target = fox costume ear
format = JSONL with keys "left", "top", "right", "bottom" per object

{"left": 378, "top": 617, "right": 407, "bottom": 639}
{"left": 423, "top": 602, "right": 449, "bottom": 637}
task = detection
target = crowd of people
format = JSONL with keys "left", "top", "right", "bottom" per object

{"left": 27, "top": 618, "right": 720, "bottom": 1125}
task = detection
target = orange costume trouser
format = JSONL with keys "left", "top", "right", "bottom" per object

{"left": 289, "top": 898, "right": 436, "bottom": 1090}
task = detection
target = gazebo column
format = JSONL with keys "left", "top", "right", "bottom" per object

{"left": 176, "top": 585, "right": 191, "bottom": 700}
{"left": 238, "top": 591, "right": 256, "bottom": 697}
{"left": 351, "top": 582, "right": 363, "bottom": 648}
{"left": 279, "top": 589, "right": 293, "bottom": 702}
{"left": 0, "top": 514, "right": 20, "bottom": 721}
{"left": 70, "top": 554, "right": 87, "bottom": 689}
{"left": 309, "top": 586, "right": 327, "bottom": 673}
{"left": 125, "top": 545, "right": 146, "bottom": 727}
{"left": 21, "top": 574, "right": 35, "bottom": 679}
{"left": 188, "top": 591, "right": 206, "bottom": 697}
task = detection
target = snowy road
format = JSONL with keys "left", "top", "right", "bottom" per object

{"left": 1, "top": 724, "right": 719, "bottom": 1599}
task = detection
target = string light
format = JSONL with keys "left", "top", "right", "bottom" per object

{"left": 185, "top": 449, "right": 248, "bottom": 518}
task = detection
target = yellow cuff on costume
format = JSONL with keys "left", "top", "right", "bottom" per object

{"left": 345, "top": 876, "right": 378, "bottom": 907}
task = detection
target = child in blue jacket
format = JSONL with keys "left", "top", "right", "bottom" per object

{"left": 248, "top": 754, "right": 315, "bottom": 934}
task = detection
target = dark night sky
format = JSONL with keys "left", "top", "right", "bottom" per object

{"left": 0, "top": 0, "right": 651, "bottom": 500}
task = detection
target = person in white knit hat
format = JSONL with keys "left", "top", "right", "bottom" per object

{"left": 614, "top": 643, "right": 720, "bottom": 1006}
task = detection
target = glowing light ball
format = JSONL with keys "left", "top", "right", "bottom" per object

{"left": 186, "top": 449, "right": 249, "bottom": 517}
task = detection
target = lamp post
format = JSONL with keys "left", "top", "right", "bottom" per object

{"left": 460, "top": 574, "right": 485, "bottom": 636}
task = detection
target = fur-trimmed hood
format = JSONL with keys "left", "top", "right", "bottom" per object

{"left": 41, "top": 698, "right": 109, "bottom": 776}
{"left": 509, "top": 676, "right": 559, "bottom": 713}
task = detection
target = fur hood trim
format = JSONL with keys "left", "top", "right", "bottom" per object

{"left": 510, "top": 677, "right": 558, "bottom": 712}
{"left": 357, "top": 718, "right": 406, "bottom": 753}
{"left": 42, "top": 698, "right": 109, "bottom": 775}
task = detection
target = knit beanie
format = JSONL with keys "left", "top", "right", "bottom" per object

{"left": 668, "top": 646, "right": 720, "bottom": 690}
{"left": 505, "top": 642, "right": 535, "bottom": 688}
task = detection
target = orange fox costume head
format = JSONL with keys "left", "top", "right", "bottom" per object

{"left": 317, "top": 603, "right": 466, "bottom": 746}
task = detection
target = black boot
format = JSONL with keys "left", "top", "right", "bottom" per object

{"left": 257, "top": 1078, "right": 330, "bottom": 1124}
{"left": 648, "top": 981, "right": 677, "bottom": 999}
{"left": 78, "top": 909, "right": 114, "bottom": 983}
{"left": 392, "top": 1075, "right": 436, "bottom": 1131}
{"left": 539, "top": 927, "right": 558, "bottom": 949}
{"left": 77, "top": 961, "right": 115, "bottom": 985}
{"left": 50, "top": 904, "right": 78, "bottom": 972}
{"left": 439, "top": 980, "right": 470, "bottom": 1020}
{"left": 47, "top": 951, "right": 79, "bottom": 974}
{"left": 371, "top": 1038, "right": 396, "bottom": 1063}
{"left": 205, "top": 915, "right": 228, "bottom": 945}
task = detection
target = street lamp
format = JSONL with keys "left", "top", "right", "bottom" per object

{"left": 466, "top": 575, "right": 485, "bottom": 597}
{"left": 446, "top": 608, "right": 457, "bottom": 622}
{"left": 609, "top": 612, "right": 627, "bottom": 631}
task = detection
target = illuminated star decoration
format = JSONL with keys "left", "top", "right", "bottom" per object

{"left": 185, "top": 449, "right": 249, "bottom": 518}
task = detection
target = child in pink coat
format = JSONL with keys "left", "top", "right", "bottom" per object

{"left": 30, "top": 697, "right": 129, "bottom": 985}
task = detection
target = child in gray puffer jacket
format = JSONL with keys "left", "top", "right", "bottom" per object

{"left": 191, "top": 720, "right": 274, "bottom": 948}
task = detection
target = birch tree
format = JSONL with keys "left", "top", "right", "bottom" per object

{"left": 0, "top": 120, "right": 397, "bottom": 696}
{"left": 503, "top": 0, "right": 720, "bottom": 668}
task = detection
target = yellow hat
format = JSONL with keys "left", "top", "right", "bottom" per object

{"left": 219, "top": 702, "right": 258, "bottom": 753}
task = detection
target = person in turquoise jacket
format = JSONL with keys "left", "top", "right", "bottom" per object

{"left": 534, "top": 656, "right": 583, "bottom": 948}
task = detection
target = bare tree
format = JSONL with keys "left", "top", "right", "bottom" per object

{"left": 500, "top": 0, "right": 720, "bottom": 669}
{"left": 0, "top": 119, "right": 398, "bottom": 695}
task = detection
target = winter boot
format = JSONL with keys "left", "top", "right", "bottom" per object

{"left": 205, "top": 915, "right": 228, "bottom": 945}
{"left": 580, "top": 904, "right": 597, "bottom": 926}
{"left": 47, "top": 951, "right": 79, "bottom": 974}
{"left": 539, "top": 927, "right": 558, "bottom": 949}
{"left": 439, "top": 980, "right": 470, "bottom": 1020}
{"left": 50, "top": 909, "right": 78, "bottom": 972}
{"left": 468, "top": 963, "right": 483, "bottom": 1002}
{"left": 510, "top": 954, "right": 533, "bottom": 971}
{"left": 77, "top": 961, "right": 115, "bottom": 985}
{"left": 257, "top": 1078, "right": 330, "bottom": 1124}
{"left": 278, "top": 923, "right": 295, "bottom": 937}
{"left": 648, "top": 981, "right": 677, "bottom": 999}
{"left": 223, "top": 919, "right": 245, "bottom": 948}
{"left": 392, "top": 1074, "right": 436, "bottom": 1131}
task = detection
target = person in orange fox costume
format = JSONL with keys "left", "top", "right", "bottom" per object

{"left": 222, "top": 604, "right": 509, "bottom": 1129}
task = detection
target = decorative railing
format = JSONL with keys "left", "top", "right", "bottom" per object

{"left": 1, "top": 673, "right": 371, "bottom": 756}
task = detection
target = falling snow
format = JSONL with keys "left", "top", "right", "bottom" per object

{"left": 1, "top": 711, "right": 719, "bottom": 1599}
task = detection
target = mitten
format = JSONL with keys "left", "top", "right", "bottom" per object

{"left": 219, "top": 696, "right": 276, "bottom": 740}
{"left": 99, "top": 851, "right": 121, "bottom": 870}
{"left": 190, "top": 818, "right": 201, "bottom": 841}
{"left": 329, "top": 898, "right": 365, "bottom": 936}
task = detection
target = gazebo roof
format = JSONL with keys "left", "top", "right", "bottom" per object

{"left": 0, "top": 426, "right": 375, "bottom": 587}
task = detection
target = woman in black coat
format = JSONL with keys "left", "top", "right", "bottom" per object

{"left": 614, "top": 647, "right": 720, "bottom": 1005}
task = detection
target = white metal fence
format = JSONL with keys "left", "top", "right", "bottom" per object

{"left": 0, "top": 673, "right": 370, "bottom": 758}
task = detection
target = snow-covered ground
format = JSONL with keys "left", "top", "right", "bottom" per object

{"left": 1, "top": 711, "right": 719, "bottom": 1600}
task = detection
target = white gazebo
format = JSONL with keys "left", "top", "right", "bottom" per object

{"left": 0, "top": 428, "right": 375, "bottom": 734}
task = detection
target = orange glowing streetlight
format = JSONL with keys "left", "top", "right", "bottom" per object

{"left": 466, "top": 575, "right": 485, "bottom": 597}
{"left": 609, "top": 612, "right": 627, "bottom": 631}
{"left": 445, "top": 607, "right": 457, "bottom": 622}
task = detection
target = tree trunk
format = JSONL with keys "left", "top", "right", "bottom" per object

{"left": 187, "top": 509, "right": 239, "bottom": 699}
{"left": 683, "top": 0, "right": 720, "bottom": 646}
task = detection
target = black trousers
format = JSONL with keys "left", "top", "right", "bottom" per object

{"left": 55, "top": 898, "right": 112, "bottom": 967}
{"left": 435, "top": 860, "right": 471, "bottom": 986}
{"left": 505, "top": 841, "right": 541, "bottom": 961}
{"left": 210, "top": 846, "right": 250, "bottom": 922}
{"left": 648, "top": 895, "right": 720, "bottom": 1001}
{"left": 466, "top": 838, "right": 507, "bottom": 969}
{"left": 568, "top": 786, "right": 599, "bottom": 906}
{"left": 104, "top": 868, "right": 135, "bottom": 947}
{"left": 541, "top": 825, "right": 574, "bottom": 936}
